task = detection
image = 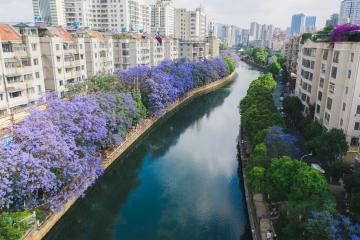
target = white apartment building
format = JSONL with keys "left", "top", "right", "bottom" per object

{"left": 151, "top": 0, "right": 175, "bottom": 36}
{"left": 296, "top": 39, "right": 360, "bottom": 160}
{"left": 340, "top": 0, "right": 360, "bottom": 25}
{"left": 38, "top": 27, "right": 87, "bottom": 97}
{"left": 164, "top": 37, "right": 179, "bottom": 61}
{"left": 179, "top": 40, "right": 210, "bottom": 61}
{"left": 112, "top": 34, "right": 151, "bottom": 70}
{"left": 76, "top": 30, "right": 114, "bottom": 76}
{"left": 0, "top": 24, "right": 46, "bottom": 115}
{"left": 150, "top": 36, "right": 165, "bottom": 66}
{"left": 32, "top": 0, "right": 66, "bottom": 26}
{"left": 175, "top": 7, "right": 207, "bottom": 41}
{"left": 62, "top": 0, "right": 150, "bottom": 33}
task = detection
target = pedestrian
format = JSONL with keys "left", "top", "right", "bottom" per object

{"left": 266, "top": 230, "right": 272, "bottom": 240}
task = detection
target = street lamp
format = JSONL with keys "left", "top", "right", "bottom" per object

{"left": 300, "top": 152, "right": 313, "bottom": 161}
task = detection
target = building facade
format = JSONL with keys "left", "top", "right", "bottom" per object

{"left": 0, "top": 24, "right": 46, "bottom": 115}
{"left": 291, "top": 13, "right": 305, "bottom": 36}
{"left": 305, "top": 16, "right": 317, "bottom": 32}
{"left": 33, "top": 0, "right": 66, "bottom": 26}
{"left": 61, "top": 0, "right": 150, "bottom": 33}
{"left": 38, "top": 27, "right": 87, "bottom": 97}
{"left": 175, "top": 7, "right": 207, "bottom": 40}
{"left": 340, "top": 0, "right": 360, "bottom": 25}
{"left": 151, "top": 0, "right": 175, "bottom": 36}
{"left": 286, "top": 35, "right": 301, "bottom": 74}
{"left": 179, "top": 40, "right": 209, "bottom": 61}
{"left": 295, "top": 39, "right": 360, "bottom": 160}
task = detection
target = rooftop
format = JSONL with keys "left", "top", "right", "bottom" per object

{"left": 0, "top": 24, "right": 22, "bottom": 41}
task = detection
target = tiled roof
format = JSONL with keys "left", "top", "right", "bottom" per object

{"left": 0, "top": 24, "right": 22, "bottom": 41}
{"left": 88, "top": 30, "right": 106, "bottom": 42}
{"left": 48, "top": 27, "right": 74, "bottom": 42}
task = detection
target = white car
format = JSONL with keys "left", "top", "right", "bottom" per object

{"left": 280, "top": 97, "right": 284, "bottom": 102}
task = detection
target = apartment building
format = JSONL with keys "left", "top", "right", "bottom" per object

{"left": 175, "top": 7, "right": 207, "bottom": 40}
{"left": 295, "top": 38, "right": 360, "bottom": 160}
{"left": 340, "top": 0, "right": 360, "bottom": 25}
{"left": 151, "top": 0, "right": 175, "bottom": 36}
{"left": 179, "top": 40, "right": 209, "bottom": 61}
{"left": 112, "top": 34, "right": 151, "bottom": 70}
{"left": 286, "top": 35, "right": 302, "bottom": 74}
{"left": 150, "top": 36, "right": 165, "bottom": 66}
{"left": 76, "top": 30, "right": 114, "bottom": 76}
{"left": 164, "top": 37, "right": 179, "bottom": 61}
{"left": 32, "top": 0, "right": 66, "bottom": 26}
{"left": 0, "top": 24, "right": 46, "bottom": 115}
{"left": 38, "top": 27, "right": 87, "bottom": 97}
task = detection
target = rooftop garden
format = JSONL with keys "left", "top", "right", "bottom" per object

{"left": 302, "top": 24, "right": 360, "bottom": 44}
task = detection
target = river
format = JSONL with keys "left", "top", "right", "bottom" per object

{"left": 45, "top": 62, "right": 260, "bottom": 240}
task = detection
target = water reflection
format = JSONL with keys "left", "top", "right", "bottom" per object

{"left": 45, "top": 63, "right": 258, "bottom": 240}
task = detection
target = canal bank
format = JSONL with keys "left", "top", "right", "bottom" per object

{"left": 24, "top": 71, "right": 237, "bottom": 240}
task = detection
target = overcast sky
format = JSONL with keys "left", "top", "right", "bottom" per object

{"left": 0, "top": 0, "right": 341, "bottom": 30}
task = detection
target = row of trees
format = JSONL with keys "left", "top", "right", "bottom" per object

{"left": 0, "top": 55, "right": 237, "bottom": 213}
{"left": 240, "top": 73, "right": 283, "bottom": 144}
{"left": 241, "top": 73, "right": 360, "bottom": 238}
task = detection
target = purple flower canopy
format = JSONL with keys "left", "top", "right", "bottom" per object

{"left": 0, "top": 56, "right": 239, "bottom": 211}
{"left": 331, "top": 24, "right": 360, "bottom": 42}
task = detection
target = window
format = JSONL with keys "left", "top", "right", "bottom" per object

{"left": 355, "top": 122, "right": 360, "bottom": 131}
{"left": 351, "top": 138, "right": 360, "bottom": 146}
{"left": 59, "top": 80, "right": 63, "bottom": 86}
{"left": 346, "top": 86, "right": 349, "bottom": 94}
{"left": 37, "top": 85, "right": 41, "bottom": 92}
{"left": 320, "top": 78, "right": 324, "bottom": 88}
{"left": 31, "top": 43, "right": 37, "bottom": 51}
{"left": 356, "top": 105, "right": 360, "bottom": 114}
{"left": 0, "top": 93, "right": 3, "bottom": 101}
{"left": 316, "top": 104, "right": 321, "bottom": 114}
{"left": 348, "top": 70, "right": 352, "bottom": 79}
{"left": 333, "top": 51, "right": 340, "bottom": 63}
{"left": 56, "top": 44, "right": 60, "bottom": 51}
{"left": 343, "top": 103, "right": 346, "bottom": 111}
{"left": 24, "top": 74, "right": 33, "bottom": 81}
{"left": 57, "top": 56, "right": 61, "bottom": 62}
{"left": 329, "top": 82, "right": 335, "bottom": 93}
{"left": 325, "top": 112, "right": 331, "bottom": 123}
{"left": 327, "top": 97, "right": 333, "bottom": 110}
{"left": 323, "top": 49, "right": 329, "bottom": 60}
{"left": 321, "top": 64, "right": 326, "bottom": 74}
{"left": 33, "top": 58, "right": 39, "bottom": 65}
{"left": 351, "top": 53, "right": 355, "bottom": 62}
{"left": 318, "top": 91, "right": 323, "bottom": 101}
{"left": 9, "top": 91, "right": 22, "bottom": 98}
{"left": 331, "top": 67, "right": 337, "bottom": 79}
{"left": 35, "top": 72, "right": 40, "bottom": 79}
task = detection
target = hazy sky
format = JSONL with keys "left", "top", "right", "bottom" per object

{"left": 0, "top": 0, "right": 341, "bottom": 29}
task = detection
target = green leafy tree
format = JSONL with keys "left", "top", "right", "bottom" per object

{"left": 283, "top": 96, "right": 304, "bottom": 129}
{"left": 351, "top": 192, "right": 360, "bottom": 214}
{"left": 247, "top": 167, "right": 266, "bottom": 193}
{"left": 303, "top": 121, "right": 324, "bottom": 141}
{"left": 219, "top": 43, "right": 228, "bottom": 51}
{"left": 306, "top": 129, "right": 348, "bottom": 165}
{"left": 249, "top": 143, "right": 269, "bottom": 167}
{"left": 269, "top": 61, "right": 281, "bottom": 75}
{"left": 223, "top": 57, "right": 236, "bottom": 74}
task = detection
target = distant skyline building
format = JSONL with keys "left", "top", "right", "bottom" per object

{"left": 291, "top": 13, "right": 305, "bottom": 36}
{"left": 32, "top": 0, "right": 65, "bottom": 26}
{"left": 175, "top": 7, "right": 207, "bottom": 40}
{"left": 326, "top": 13, "right": 340, "bottom": 26}
{"left": 151, "top": 0, "right": 175, "bottom": 36}
{"left": 305, "top": 16, "right": 316, "bottom": 32}
{"left": 340, "top": 0, "right": 360, "bottom": 24}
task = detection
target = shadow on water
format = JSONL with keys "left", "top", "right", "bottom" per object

{"left": 45, "top": 84, "right": 235, "bottom": 240}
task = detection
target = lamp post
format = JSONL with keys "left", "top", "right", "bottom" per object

{"left": 300, "top": 152, "right": 313, "bottom": 161}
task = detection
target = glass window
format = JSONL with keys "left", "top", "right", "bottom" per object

{"left": 355, "top": 122, "right": 360, "bottom": 131}
{"left": 351, "top": 53, "right": 355, "bottom": 62}
{"left": 33, "top": 58, "right": 39, "bottom": 65}
{"left": 329, "top": 82, "right": 335, "bottom": 93}
{"left": 318, "top": 91, "right": 323, "bottom": 101}
{"left": 320, "top": 78, "right": 324, "bottom": 88}
{"left": 348, "top": 70, "right": 352, "bottom": 79}
{"left": 327, "top": 97, "right": 333, "bottom": 110}
{"left": 316, "top": 104, "right": 321, "bottom": 114}
{"left": 343, "top": 103, "right": 346, "bottom": 111}
{"left": 323, "top": 49, "right": 329, "bottom": 60}
{"left": 357, "top": 105, "right": 360, "bottom": 114}
{"left": 331, "top": 67, "right": 337, "bottom": 79}
{"left": 333, "top": 51, "right": 340, "bottom": 63}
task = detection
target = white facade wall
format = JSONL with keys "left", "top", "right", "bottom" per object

{"left": 296, "top": 40, "right": 360, "bottom": 151}
{"left": 33, "top": 0, "right": 66, "bottom": 26}
{"left": 340, "top": 0, "right": 360, "bottom": 25}
{"left": 151, "top": 0, "right": 175, "bottom": 36}
{"left": 175, "top": 7, "right": 207, "bottom": 40}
